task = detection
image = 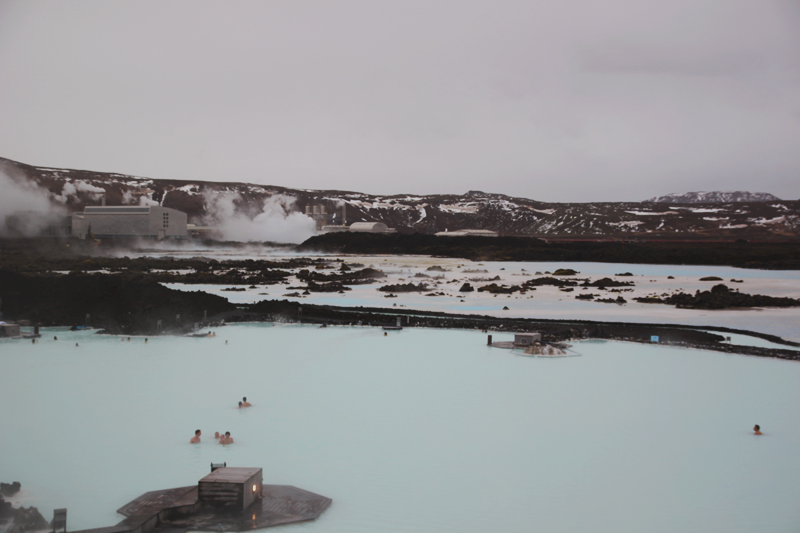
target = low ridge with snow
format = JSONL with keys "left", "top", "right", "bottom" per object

{"left": 646, "top": 191, "right": 782, "bottom": 203}
{"left": 2, "top": 156, "right": 798, "bottom": 239}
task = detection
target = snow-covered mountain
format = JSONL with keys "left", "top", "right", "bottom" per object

{"left": 646, "top": 191, "right": 781, "bottom": 203}
{"left": 2, "top": 156, "right": 798, "bottom": 239}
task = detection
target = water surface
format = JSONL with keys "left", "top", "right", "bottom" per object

{"left": 1, "top": 325, "right": 799, "bottom": 533}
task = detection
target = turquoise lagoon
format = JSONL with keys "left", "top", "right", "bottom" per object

{"left": 1, "top": 324, "right": 799, "bottom": 533}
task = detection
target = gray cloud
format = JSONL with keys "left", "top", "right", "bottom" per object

{"left": 0, "top": 0, "right": 798, "bottom": 202}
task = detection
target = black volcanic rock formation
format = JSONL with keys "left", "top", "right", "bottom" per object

{"left": 634, "top": 284, "right": 800, "bottom": 310}
{"left": 0, "top": 270, "right": 235, "bottom": 333}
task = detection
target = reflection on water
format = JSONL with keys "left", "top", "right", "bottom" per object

{"left": 1, "top": 325, "right": 799, "bottom": 533}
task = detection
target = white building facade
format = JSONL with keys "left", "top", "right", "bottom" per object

{"left": 72, "top": 206, "right": 188, "bottom": 239}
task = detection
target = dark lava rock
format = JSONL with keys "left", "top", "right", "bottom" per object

{"left": 502, "top": 306, "right": 509, "bottom": 310}
{"left": 426, "top": 265, "right": 448, "bottom": 272}
{"left": 0, "top": 482, "right": 20, "bottom": 497}
{"left": 582, "top": 277, "right": 635, "bottom": 288}
{"left": 575, "top": 294, "right": 596, "bottom": 300}
{"left": 305, "top": 281, "right": 351, "bottom": 293}
{"left": 700, "top": 276, "right": 723, "bottom": 281}
{"left": 469, "top": 275, "right": 501, "bottom": 282}
{"left": 596, "top": 296, "right": 627, "bottom": 304}
{"left": 0, "top": 495, "right": 12, "bottom": 522}
{"left": 634, "top": 296, "right": 663, "bottom": 304}
{"left": 459, "top": 283, "right": 474, "bottom": 292}
{"left": 552, "top": 268, "right": 579, "bottom": 276}
{"left": 523, "top": 277, "right": 577, "bottom": 288}
{"left": 636, "top": 284, "right": 800, "bottom": 309}
{"left": 0, "top": 270, "right": 235, "bottom": 335}
{"left": 297, "top": 267, "right": 385, "bottom": 284}
{"left": 615, "top": 272, "right": 634, "bottom": 276}
{"left": 477, "top": 283, "right": 520, "bottom": 294}
{"left": 378, "top": 282, "right": 429, "bottom": 292}
{"left": 8, "top": 506, "right": 48, "bottom": 533}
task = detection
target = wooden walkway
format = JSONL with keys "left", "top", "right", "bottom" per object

{"left": 70, "top": 484, "right": 331, "bottom": 533}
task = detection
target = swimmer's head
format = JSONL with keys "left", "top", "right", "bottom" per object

{"left": 195, "top": 429, "right": 201, "bottom": 436}
{"left": 225, "top": 432, "right": 230, "bottom": 437}
{"left": 754, "top": 425, "right": 760, "bottom": 431}
{"left": 243, "top": 397, "right": 247, "bottom": 401}
{"left": 239, "top": 401, "right": 243, "bottom": 407}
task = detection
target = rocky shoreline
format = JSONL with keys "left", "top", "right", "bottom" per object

{"left": 236, "top": 300, "right": 800, "bottom": 362}
{"left": 2, "top": 267, "right": 799, "bottom": 360}
{"left": 0, "top": 483, "right": 48, "bottom": 533}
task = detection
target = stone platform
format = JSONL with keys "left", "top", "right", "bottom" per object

{"left": 71, "top": 483, "right": 331, "bottom": 533}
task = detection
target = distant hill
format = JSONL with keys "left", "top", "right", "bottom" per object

{"left": 1, "top": 156, "right": 798, "bottom": 239}
{"left": 646, "top": 191, "right": 781, "bottom": 203}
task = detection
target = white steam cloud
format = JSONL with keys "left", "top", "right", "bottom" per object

{"left": 202, "top": 191, "right": 315, "bottom": 243}
{"left": 139, "top": 195, "right": 159, "bottom": 207}
{"left": 0, "top": 162, "right": 65, "bottom": 236}
{"left": 54, "top": 180, "right": 106, "bottom": 203}
{"left": 122, "top": 189, "right": 160, "bottom": 206}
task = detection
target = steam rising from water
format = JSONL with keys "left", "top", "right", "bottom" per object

{"left": 202, "top": 191, "right": 315, "bottom": 243}
{"left": 0, "top": 161, "right": 64, "bottom": 236}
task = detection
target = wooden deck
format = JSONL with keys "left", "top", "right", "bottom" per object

{"left": 70, "top": 484, "right": 331, "bottom": 533}
{"left": 117, "top": 486, "right": 197, "bottom": 519}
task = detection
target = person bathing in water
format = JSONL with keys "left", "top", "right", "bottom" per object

{"left": 754, "top": 425, "right": 763, "bottom": 435}
{"left": 190, "top": 429, "right": 201, "bottom": 443}
{"left": 241, "top": 397, "right": 251, "bottom": 407}
{"left": 219, "top": 431, "right": 234, "bottom": 445}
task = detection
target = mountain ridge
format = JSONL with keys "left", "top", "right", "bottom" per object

{"left": 1, "top": 156, "right": 798, "bottom": 239}
{"left": 646, "top": 191, "right": 782, "bottom": 203}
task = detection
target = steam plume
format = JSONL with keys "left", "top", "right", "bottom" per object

{"left": 0, "top": 161, "right": 65, "bottom": 236}
{"left": 202, "top": 191, "right": 315, "bottom": 243}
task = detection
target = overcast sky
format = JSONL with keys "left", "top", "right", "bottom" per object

{"left": 0, "top": 0, "right": 798, "bottom": 202}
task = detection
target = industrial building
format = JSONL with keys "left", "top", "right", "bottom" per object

{"left": 321, "top": 221, "right": 396, "bottom": 233}
{"left": 348, "top": 222, "right": 396, "bottom": 233}
{"left": 320, "top": 202, "right": 397, "bottom": 235}
{"left": 72, "top": 206, "right": 188, "bottom": 240}
{"left": 434, "top": 229, "right": 499, "bottom": 237}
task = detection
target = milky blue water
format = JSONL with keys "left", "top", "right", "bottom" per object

{"left": 2, "top": 325, "right": 799, "bottom": 533}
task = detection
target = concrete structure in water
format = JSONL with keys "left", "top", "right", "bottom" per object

{"left": 68, "top": 466, "right": 331, "bottom": 533}
{"left": 198, "top": 467, "right": 262, "bottom": 510}
{"left": 513, "top": 333, "right": 542, "bottom": 347}
{"left": 72, "top": 206, "right": 188, "bottom": 240}
{"left": 0, "top": 322, "right": 21, "bottom": 338}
